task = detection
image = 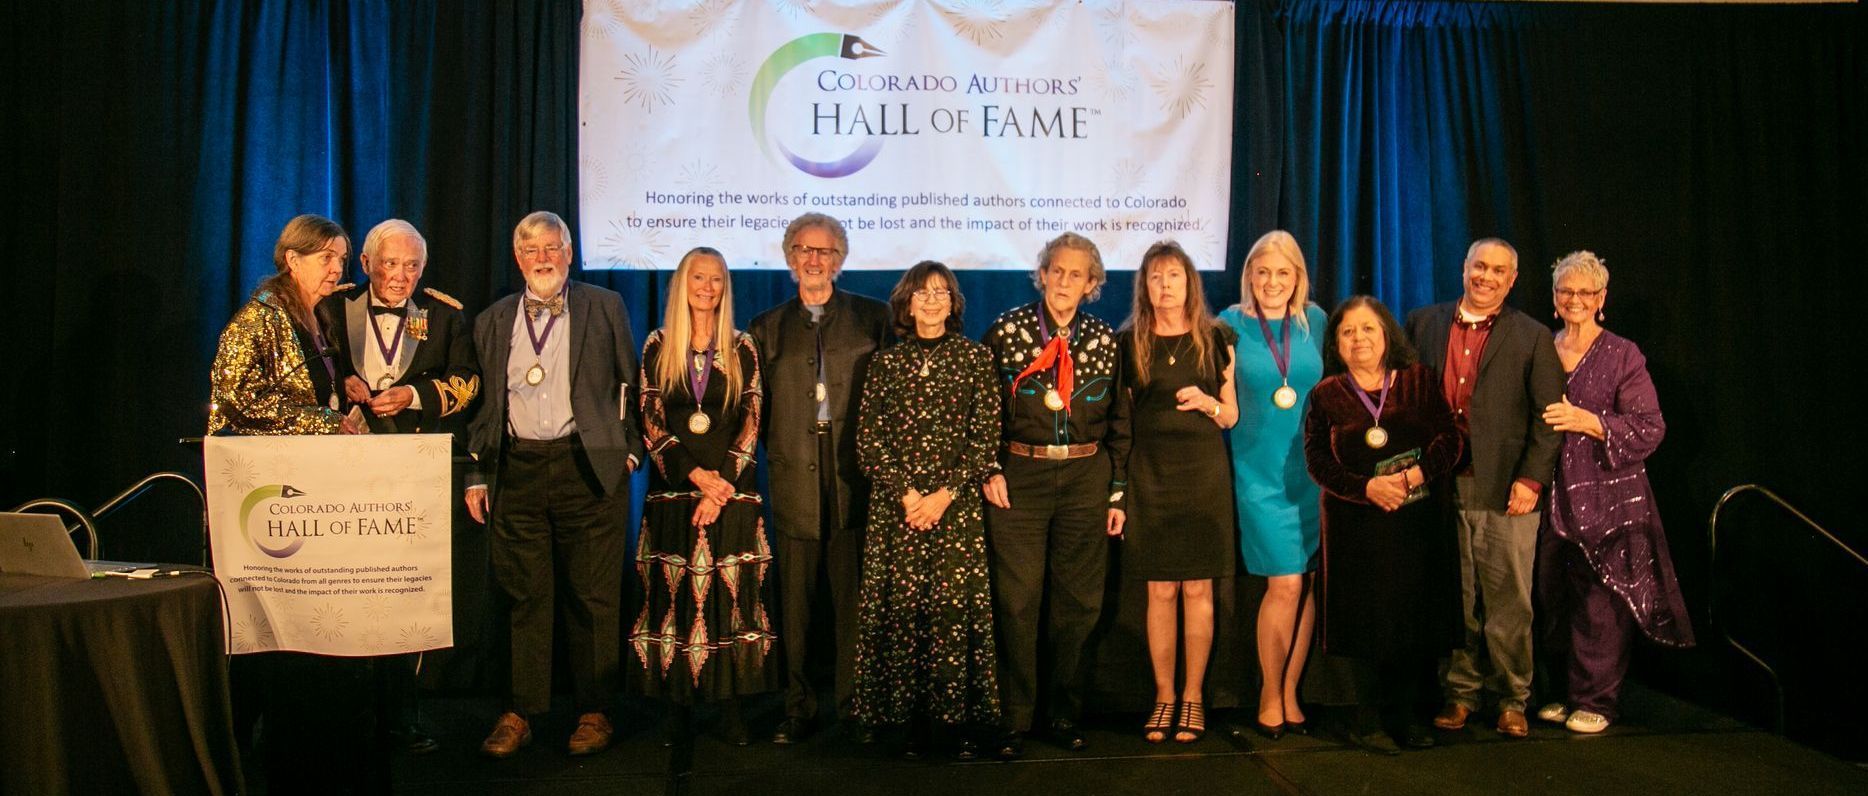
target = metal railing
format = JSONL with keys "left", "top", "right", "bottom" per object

{"left": 9, "top": 471, "right": 209, "bottom": 566}
{"left": 1707, "top": 484, "right": 1868, "bottom": 735}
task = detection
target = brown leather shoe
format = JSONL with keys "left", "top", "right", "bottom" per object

{"left": 1496, "top": 709, "right": 1530, "bottom": 738}
{"left": 480, "top": 712, "right": 532, "bottom": 759}
{"left": 1432, "top": 703, "right": 1472, "bottom": 730}
{"left": 567, "top": 712, "right": 615, "bottom": 755}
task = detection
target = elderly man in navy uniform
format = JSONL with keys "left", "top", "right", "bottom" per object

{"left": 749, "top": 213, "right": 892, "bottom": 744}
{"left": 323, "top": 218, "right": 479, "bottom": 755}
{"left": 466, "top": 211, "right": 644, "bottom": 759}
{"left": 980, "top": 232, "right": 1128, "bottom": 759}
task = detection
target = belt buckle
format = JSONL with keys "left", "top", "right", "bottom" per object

{"left": 1044, "top": 444, "right": 1070, "bottom": 460}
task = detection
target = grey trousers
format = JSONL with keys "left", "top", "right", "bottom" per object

{"left": 1443, "top": 476, "right": 1540, "bottom": 713}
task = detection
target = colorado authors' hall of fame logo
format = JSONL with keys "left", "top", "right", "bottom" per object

{"left": 240, "top": 484, "right": 421, "bottom": 559}
{"left": 750, "top": 33, "right": 887, "bottom": 179}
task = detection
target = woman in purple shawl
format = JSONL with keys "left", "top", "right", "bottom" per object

{"left": 1535, "top": 251, "right": 1695, "bottom": 734}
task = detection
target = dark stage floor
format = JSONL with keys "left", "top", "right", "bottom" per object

{"left": 385, "top": 684, "right": 1866, "bottom": 795}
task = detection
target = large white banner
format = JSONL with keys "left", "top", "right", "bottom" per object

{"left": 205, "top": 435, "right": 452, "bottom": 656}
{"left": 579, "top": 0, "right": 1235, "bottom": 270}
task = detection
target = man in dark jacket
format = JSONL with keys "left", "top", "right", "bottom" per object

{"left": 1405, "top": 238, "right": 1563, "bottom": 741}
{"left": 748, "top": 213, "right": 891, "bottom": 744}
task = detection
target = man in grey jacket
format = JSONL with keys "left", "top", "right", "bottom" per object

{"left": 466, "top": 211, "right": 644, "bottom": 759}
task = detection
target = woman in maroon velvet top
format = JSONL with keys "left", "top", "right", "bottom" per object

{"left": 1303, "top": 296, "right": 1464, "bottom": 754}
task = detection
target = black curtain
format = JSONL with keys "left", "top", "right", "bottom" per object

{"left": 5, "top": 0, "right": 1865, "bottom": 750}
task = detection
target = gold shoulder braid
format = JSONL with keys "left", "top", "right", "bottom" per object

{"left": 423, "top": 287, "right": 463, "bottom": 310}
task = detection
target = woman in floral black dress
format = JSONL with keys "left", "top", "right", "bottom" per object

{"left": 853, "top": 261, "right": 1002, "bottom": 760}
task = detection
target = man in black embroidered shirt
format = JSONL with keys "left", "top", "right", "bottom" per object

{"left": 979, "top": 232, "right": 1129, "bottom": 759}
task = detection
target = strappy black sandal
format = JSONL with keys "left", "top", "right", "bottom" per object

{"left": 1143, "top": 701, "right": 1175, "bottom": 744}
{"left": 1176, "top": 701, "right": 1206, "bottom": 744}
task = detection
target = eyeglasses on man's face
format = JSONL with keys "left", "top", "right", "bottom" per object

{"left": 519, "top": 244, "right": 566, "bottom": 260}
{"left": 788, "top": 244, "right": 842, "bottom": 260}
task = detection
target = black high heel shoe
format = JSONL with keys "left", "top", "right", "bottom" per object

{"left": 1253, "top": 720, "right": 1285, "bottom": 741}
{"left": 1284, "top": 717, "right": 1311, "bottom": 736}
{"left": 1144, "top": 702, "right": 1175, "bottom": 744}
{"left": 1176, "top": 701, "right": 1207, "bottom": 744}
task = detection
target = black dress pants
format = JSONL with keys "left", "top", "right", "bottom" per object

{"left": 490, "top": 437, "right": 627, "bottom": 715}
{"left": 986, "top": 454, "right": 1110, "bottom": 731}
{"left": 778, "top": 425, "right": 863, "bottom": 721}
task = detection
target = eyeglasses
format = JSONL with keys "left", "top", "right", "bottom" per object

{"left": 519, "top": 244, "right": 566, "bottom": 259}
{"left": 788, "top": 244, "right": 842, "bottom": 260}
{"left": 1554, "top": 288, "right": 1603, "bottom": 300}
{"left": 912, "top": 288, "right": 953, "bottom": 304}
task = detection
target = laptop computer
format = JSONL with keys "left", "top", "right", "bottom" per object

{"left": 0, "top": 512, "right": 127, "bottom": 578}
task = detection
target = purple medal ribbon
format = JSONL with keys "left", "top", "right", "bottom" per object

{"left": 310, "top": 328, "right": 337, "bottom": 384}
{"left": 1253, "top": 309, "right": 1293, "bottom": 381}
{"left": 1347, "top": 369, "right": 1392, "bottom": 426}
{"left": 370, "top": 305, "right": 405, "bottom": 376}
{"left": 523, "top": 292, "right": 563, "bottom": 357}
{"left": 688, "top": 345, "right": 714, "bottom": 403}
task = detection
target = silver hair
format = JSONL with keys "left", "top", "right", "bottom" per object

{"left": 362, "top": 219, "right": 427, "bottom": 263}
{"left": 512, "top": 210, "right": 573, "bottom": 250}
{"left": 1464, "top": 237, "right": 1519, "bottom": 271}
{"left": 1030, "top": 232, "right": 1106, "bottom": 303}
{"left": 781, "top": 213, "right": 849, "bottom": 260}
{"left": 1551, "top": 250, "right": 1610, "bottom": 291}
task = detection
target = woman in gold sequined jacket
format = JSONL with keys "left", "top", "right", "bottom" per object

{"left": 208, "top": 214, "right": 364, "bottom": 436}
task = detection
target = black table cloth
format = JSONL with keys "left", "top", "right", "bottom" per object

{"left": 0, "top": 570, "right": 241, "bottom": 795}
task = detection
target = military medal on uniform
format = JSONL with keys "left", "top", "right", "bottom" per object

{"left": 1254, "top": 308, "right": 1299, "bottom": 410}
{"left": 687, "top": 347, "right": 714, "bottom": 435}
{"left": 1349, "top": 369, "right": 1393, "bottom": 449}
{"left": 523, "top": 298, "right": 561, "bottom": 387}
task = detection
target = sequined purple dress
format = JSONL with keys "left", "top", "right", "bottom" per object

{"left": 1539, "top": 331, "right": 1694, "bottom": 650}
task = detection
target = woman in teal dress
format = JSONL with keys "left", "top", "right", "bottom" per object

{"left": 1217, "top": 230, "right": 1326, "bottom": 738}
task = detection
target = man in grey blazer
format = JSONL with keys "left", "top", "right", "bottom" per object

{"left": 465, "top": 211, "right": 644, "bottom": 758}
{"left": 747, "top": 213, "right": 891, "bottom": 744}
{"left": 1405, "top": 238, "right": 1563, "bottom": 740}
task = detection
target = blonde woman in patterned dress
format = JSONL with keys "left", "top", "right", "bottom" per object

{"left": 852, "top": 261, "right": 1002, "bottom": 760}
{"left": 632, "top": 247, "right": 778, "bottom": 745}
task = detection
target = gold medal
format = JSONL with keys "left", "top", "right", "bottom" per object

{"left": 1273, "top": 384, "right": 1297, "bottom": 410}
{"left": 525, "top": 364, "right": 545, "bottom": 386}
{"left": 1365, "top": 426, "right": 1389, "bottom": 449}
{"left": 1043, "top": 388, "right": 1065, "bottom": 411}
{"left": 377, "top": 374, "right": 396, "bottom": 390}
{"left": 687, "top": 412, "right": 712, "bottom": 435}
{"left": 814, "top": 382, "right": 827, "bottom": 402}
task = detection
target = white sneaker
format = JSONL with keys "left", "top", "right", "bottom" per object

{"left": 1565, "top": 710, "right": 1610, "bottom": 734}
{"left": 1536, "top": 702, "right": 1570, "bottom": 724}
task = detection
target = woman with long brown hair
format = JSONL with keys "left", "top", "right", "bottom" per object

{"left": 1108, "top": 240, "right": 1239, "bottom": 743}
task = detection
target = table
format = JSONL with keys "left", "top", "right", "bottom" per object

{"left": 0, "top": 570, "right": 242, "bottom": 795}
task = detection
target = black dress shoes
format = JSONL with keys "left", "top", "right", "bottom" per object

{"left": 771, "top": 716, "right": 813, "bottom": 745}
{"left": 1399, "top": 723, "right": 1435, "bottom": 749}
{"left": 390, "top": 725, "right": 440, "bottom": 755}
{"left": 1046, "top": 719, "right": 1090, "bottom": 751}
{"left": 953, "top": 736, "right": 981, "bottom": 761}
{"left": 993, "top": 731, "right": 1025, "bottom": 760}
{"left": 1345, "top": 728, "right": 1402, "bottom": 756}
